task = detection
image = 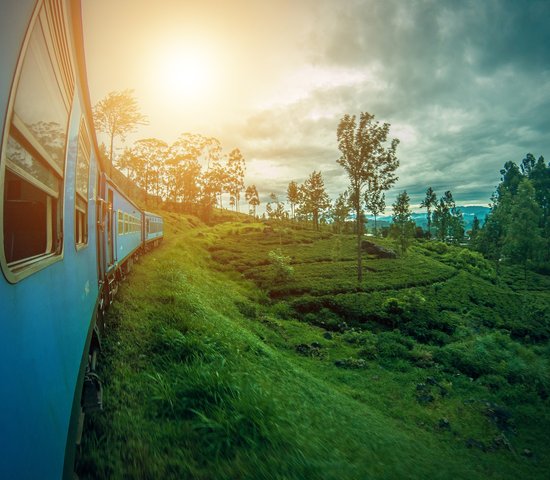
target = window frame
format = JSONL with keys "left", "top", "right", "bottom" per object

{"left": 75, "top": 117, "right": 90, "bottom": 250}
{"left": 0, "top": 0, "right": 74, "bottom": 283}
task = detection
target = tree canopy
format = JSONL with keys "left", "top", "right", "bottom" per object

{"left": 297, "top": 171, "right": 331, "bottom": 231}
{"left": 93, "top": 89, "right": 147, "bottom": 174}
{"left": 336, "top": 111, "right": 399, "bottom": 282}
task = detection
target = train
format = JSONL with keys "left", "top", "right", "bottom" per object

{"left": 0, "top": 0, "right": 164, "bottom": 478}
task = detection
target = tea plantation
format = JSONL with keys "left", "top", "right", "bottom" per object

{"left": 78, "top": 214, "right": 550, "bottom": 479}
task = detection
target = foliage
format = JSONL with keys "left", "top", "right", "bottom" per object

{"left": 389, "top": 190, "right": 415, "bottom": 254}
{"left": 432, "top": 190, "right": 464, "bottom": 243}
{"left": 265, "top": 193, "right": 287, "bottom": 222}
{"left": 331, "top": 191, "right": 352, "bottom": 234}
{"left": 297, "top": 171, "right": 331, "bottom": 231}
{"left": 477, "top": 154, "right": 550, "bottom": 269}
{"left": 226, "top": 148, "right": 246, "bottom": 212}
{"left": 119, "top": 138, "right": 167, "bottom": 206}
{"left": 80, "top": 212, "right": 550, "bottom": 480}
{"left": 364, "top": 180, "right": 385, "bottom": 235}
{"left": 336, "top": 111, "right": 399, "bottom": 282}
{"left": 245, "top": 184, "right": 260, "bottom": 217}
{"left": 268, "top": 249, "right": 294, "bottom": 282}
{"left": 93, "top": 89, "right": 147, "bottom": 172}
{"left": 420, "top": 186, "right": 437, "bottom": 238}
{"left": 287, "top": 181, "right": 300, "bottom": 220}
{"left": 503, "top": 179, "right": 544, "bottom": 280}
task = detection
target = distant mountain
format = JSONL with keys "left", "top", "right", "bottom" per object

{"left": 365, "top": 205, "right": 490, "bottom": 231}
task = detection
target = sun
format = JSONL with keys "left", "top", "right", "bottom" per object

{"left": 159, "top": 48, "right": 213, "bottom": 102}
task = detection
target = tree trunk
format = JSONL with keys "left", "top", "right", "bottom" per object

{"left": 356, "top": 206, "right": 362, "bottom": 283}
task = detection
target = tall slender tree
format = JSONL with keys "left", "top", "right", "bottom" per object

{"left": 245, "top": 185, "right": 260, "bottom": 217}
{"left": 503, "top": 179, "right": 544, "bottom": 284}
{"left": 469, "top": 215, "right": 481, "bottom": 244}
{"left": 120, "top": 138, "right": 167, "bottom": 206}
{"left": 390, "top": 191, "right": 415, "bottom": 254}
{"left": 93, "top": 89, "right": 147, "bottom": 176}
{"left": 298, "top": 171, "right": 331, "bottom": 231}
{"left": 287, "top": 181, "right": 300, "bottom": 220}
{"left": 332, "top": 191, "right": 351, "bottom": 234}
{"left": 266, "top": 193, "right": 286, "bottom": 221}
{"left": 365, "top": 179, "right": 385, "bottom": 236}
{"left": 420, "top": 187, "right": 437, "bottom": 238}
{"left": 336, "top": 112, "right": 399, "bottom": 282}
{"left": 227, "top": 148, "right": 246, "bottom": 212}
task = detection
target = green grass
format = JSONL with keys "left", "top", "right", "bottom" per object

{"left": 78, "top": 216, "right": 550, "bottom": 479}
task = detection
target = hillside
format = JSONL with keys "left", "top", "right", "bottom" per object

{"left": 78, "top": 211, "right": 550, "bottom": 480}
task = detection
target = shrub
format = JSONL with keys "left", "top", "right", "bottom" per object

{"left": 268, "top": 249, "right": 294, "bottom": 282}
{"left": 270, "top": 301, "right": 294, "bottom": 319}
{"left": 442, "top": 248, "right": 496, "bottom": 281}
{"left": 422, "top": 241, "right": 448, "bottom": 255}
{"left": 375, "top": 331, "right": 414, "bottom": 360}
{"left": 434, "top": 332, "right": 550, "bottom": 397}
{"left": 334, "top": 358, "right": 368, "bottom": 369}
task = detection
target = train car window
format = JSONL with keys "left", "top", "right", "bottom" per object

{"left": 117, "top": 211, "right": 123, "bottom": 234}
{"left": 75, "top": 118, "right": 90, "bottom": 247}
{"left": 2, "top": 1, "right": 74, "bottom": 275}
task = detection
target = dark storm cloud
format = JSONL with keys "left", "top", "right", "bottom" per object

{"left": 235, "top": 0, "right": 550, "bottom": 210}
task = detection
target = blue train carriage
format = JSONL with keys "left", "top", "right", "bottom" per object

{"left": 97, "top": 173, "right": 146, "bottom": 310}
{"left": 143, "top": 210, "right": 164, "bottom": 250}
{"left": 0, "top": 0, "right": 103, "bottom": 478}
{"left": 109, "top": 174, "right": 143, "bottom": 274}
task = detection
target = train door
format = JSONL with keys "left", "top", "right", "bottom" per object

{"left": 96, "top": 176, "right": 104, "bottom": 281}
{"left": 107, "top": 188, "right": 114, "bottom": 267}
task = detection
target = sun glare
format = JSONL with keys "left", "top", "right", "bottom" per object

{"left": 159, "top": 48, "right": 213, "bottom": 102}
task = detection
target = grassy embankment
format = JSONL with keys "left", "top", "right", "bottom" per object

{"left": 78, "top": 211, "right": 550, "bottom": 479}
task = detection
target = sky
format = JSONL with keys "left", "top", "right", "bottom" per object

{"left": 82, "top": 0, "right": 550, "bottom": 212}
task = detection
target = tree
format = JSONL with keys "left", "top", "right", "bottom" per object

{"left": 287, "top": 181, "right": 300, "bottom": 220}
{"left": 227, "top": 148, "right": 246, "bottom": 212}
{"left": 365, "top": 179, "right": 385, "bottom": 236}
{"left": 432, "top": 190, "right": 463, "bottom": 242}
{"left": 93, "top": 89, "right": 147, "bottom": 175}
{"left": 469, "top": 215, "right": 481, "bottom": 244}
{"left": 297, "top": 171, "right": 331, "bottom": 231}
{"left": 390, "top": 191, "right": 415, "bottom": 254}
{"left": 420, "top": 187, "right": 437, "bottom": 238}
{"left": 203, "top": 159, "right": 227, "bottom": 209}
{"left": 336, "top": 112, "right": 399, "bottom": 282}
{"left": 498, "top": 161, "right": 523, "bottom": 199}
{"left": 449, "top": 203, "right": 465, "bottom": 244}
{"left": 120, "top": 138, "right": 167, "bottom": 206}
{"left": 331, "top": 191, "right": 351, "bottom": 234}
{"left": 245, "top": 185, "right": 260, "bottom": 217}
{"left": 266, "top": 193, "right": 286, "bottom": 221}
{"left": 477, "top": 154, "right": 550, "bottom": 267}
{"left": 476, "top": 192, "right": 512, "bottom": 271}
{"left": 527, "top": 155, "right": 550, "bottom": 259}
{"left": 503, "top": 179, "right": 544, "bottom": 283}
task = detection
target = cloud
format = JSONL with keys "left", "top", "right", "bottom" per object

{"left": 228, "top": 0, "right": 550, "bottom": 211}
{"left": 85, "top": 0, "right": 550, "bottom": 212}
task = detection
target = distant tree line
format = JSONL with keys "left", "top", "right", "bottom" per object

{"left": 416, "top": 154, "right": 550, "bottom": 279}
{"left": 93, "top": 91, "right": 250, "bottom": 218}
{"left": 474, "top": 154, "right": 550, "bottom": 277}
{"left": 419, "top": 188, "right": 465, "bottom": 243}
{"left": 94, "top": 91, "right": 549, "bottom": 282}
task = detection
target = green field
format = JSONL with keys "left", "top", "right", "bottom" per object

{"left": 78, "top": 213, "right": 550, "bottom": 479}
